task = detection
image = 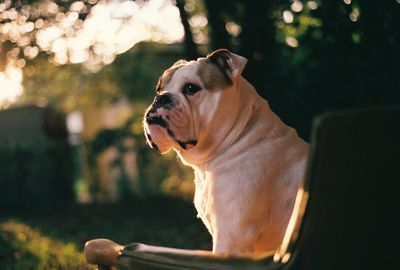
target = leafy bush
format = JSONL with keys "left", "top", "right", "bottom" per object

{"left": 0, "top": 140, "right": 74, "bottom": 212}
{"left": 86, "top": 106, "right": 194, "bottom": 201}
{"left": 0, "top": 220, "right": 93, "bottom": 270}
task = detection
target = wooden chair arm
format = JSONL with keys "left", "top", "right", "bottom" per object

{"left": 84, "top": 238, "right": 278, "bottom": 270}
{"left": 84, "top": 238, "right": 124, "bottom": 269}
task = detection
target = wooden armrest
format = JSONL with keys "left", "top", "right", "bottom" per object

{"left": 84, "top": 239, "right": 277, "bottom": 270}
{"left": 84, "top": 238, "right": 124, "bottom": 269}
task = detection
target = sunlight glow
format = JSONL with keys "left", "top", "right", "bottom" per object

{"left": 0, "top": 66, "right": 23, "bottom": 109}
{"left": 67, "top": 111, "right": 84, "bottom": 134}
{"left": 274, "top": 188, "right": 308, "bottom": 263}
{"left": 0, "top": 0, "right": 184, "bottom": 106}
{"left": 34, "top": 0, "right": 184, "bottom": 70}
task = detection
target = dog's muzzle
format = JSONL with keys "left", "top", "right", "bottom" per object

{"left": 145, "top": 93, "right": 173, "bottom": 127}
{"left": 145, "top": 93, "right": 198, "bottom": 151}
{"left": 152, "top": 93, "right": 173, "bottom": 110}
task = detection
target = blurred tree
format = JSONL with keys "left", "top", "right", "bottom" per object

{"left": 203, "top": 0, "right": 232, "bottom": 50}
{"left": 237, "top": 0, "right": 279, "bottom": 96}
{"left": 196, "top": 0, "right": 400, "bottom": 138}
{"left": 0, "top": 0, "right": 96, "bottom": 71}
{"left": 2, "top": 0, "right": 400, "bottom": 203}
{"left": 110, "top": 43, "right": 185, "bottom": 102}
{"left": 0, "top": 0, "right": 183, "bottom": 72}
{"left": 288, "top": 0, "right": 400, "bottom": 137}
{"left": 3, "top": 0, "right": 399, "bottom": 119}
{"left": 21, "top": 55, "right": 120, "bottom": 112}
{"left": 1, "top": 0, "right": 190, "bottom": 111}
{"left": 20, "top": 42, "right": 184, "bottom": 112}
{"left": 176, "top": 0, "right": 199, "bottom": 59}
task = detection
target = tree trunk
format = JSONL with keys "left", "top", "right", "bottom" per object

{"left": 203, "top": 0, "right": 231, "bottom": 50}
{"left": 176, "top": 0, "right": 199, "bottom": 60}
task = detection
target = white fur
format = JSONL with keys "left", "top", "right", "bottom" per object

{"left": 144, "top": 51, "right": 308, "bottom": 255}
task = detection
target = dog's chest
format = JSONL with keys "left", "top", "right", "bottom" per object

{"left": 193, "top": 170, "right": 214, "bottom": 235}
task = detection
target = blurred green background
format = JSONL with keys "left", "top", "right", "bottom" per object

{"left": 0, "top": 0, "right": 399, "bottom": 269}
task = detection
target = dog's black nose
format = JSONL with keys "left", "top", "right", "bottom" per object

{"left": 153, "top": 93, "right": 172, "bottom": 108}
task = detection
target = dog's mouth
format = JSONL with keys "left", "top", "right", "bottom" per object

{"left": 177, "top": 139, "right": 198, "bottom": 150}
{"left": 145, "top": 115, "right": 197, "bottom": 151}
{"left": 146, "top": 116, "right": 168, "bottom": 128}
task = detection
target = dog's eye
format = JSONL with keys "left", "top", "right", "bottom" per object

{"left": 182, "top": 83, "right": 201, "bottom": 96}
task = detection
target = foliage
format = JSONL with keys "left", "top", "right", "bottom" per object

{"left": 129, "top": 106, "right": 194, "bottom": 199}
{"left": 0, "top": 220, "right": 92, "bottom": 270}
{"left": 21, "top": 55, "right": 120, "bottom": 112}
{"left": 86, "top": 104, "right": 194, "bottom": 201}
{"left": 0, "top": 0, "right": 94, "bottom": 71}
{"left": 86, "top": 122, "right": 136, "bottom": 201}
{"left": 2, "top": 0, "right": 399, "bottom": 200}
{"left": 110, "top": 42, "right": 185, "bottom": 102}
{"left": 0, "top": 0, "right": 183, "bottom": 74}
{"left": 21, "top": 42, "right": 184, "bottom": 112}
{"left": 0, "top": 140, "right": 74, "bottom": 212}
{"left": 2, "top": 0, "right": 399, "bottom": 128}
{"left": 0, "top": 198, "right": 211, "bottom": 269}
{"left": 0, "top": 0, "right": 151, "bottom": 71}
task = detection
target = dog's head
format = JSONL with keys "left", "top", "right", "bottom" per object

{"left": 143, "top": 49, "right": 247, "bottom": 159}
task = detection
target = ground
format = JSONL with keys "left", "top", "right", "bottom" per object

{"left": 0, "top": 196, "right": 211, "bottom": 270}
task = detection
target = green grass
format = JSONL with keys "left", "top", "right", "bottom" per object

{"left": 0, "top": 196, "right": 211, "bottom": 269}
{"left": 0, "top": 221, "right": 91, "bottom": 270}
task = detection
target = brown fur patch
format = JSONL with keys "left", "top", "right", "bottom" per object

{"left": 156, "top": 57, "right": 232, "bottom": 94}
{"left": 197, "top": 59, "right": 232, "bottom": 90}
{"left": 206, "top": 49, "right": 234, "bottom": 86}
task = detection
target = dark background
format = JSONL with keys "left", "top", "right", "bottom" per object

{"left": 180, "top": 0, "right": 400, "bottom": 139}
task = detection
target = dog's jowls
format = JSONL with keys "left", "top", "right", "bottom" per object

{"left": 143, "top": 49, "right": 308, "bottom": 255}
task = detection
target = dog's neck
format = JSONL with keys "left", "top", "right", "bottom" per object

{"left": 176, "top": 77, "right": 282, "bottom": 170}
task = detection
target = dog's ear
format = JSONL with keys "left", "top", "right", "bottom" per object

{"left": 206, "top": 49, "right": 247, "bottom": 82}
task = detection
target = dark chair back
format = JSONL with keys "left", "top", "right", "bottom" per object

{"left": 290, "top": 107, "right": 400, "bottom": 270}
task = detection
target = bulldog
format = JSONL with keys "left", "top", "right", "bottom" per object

{"left": 143, "top": 49, "right": 309, "bottom": 255}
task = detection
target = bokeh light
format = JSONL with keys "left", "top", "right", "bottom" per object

{"left": 307, "top": 1, "right": 318, "bottom": 10}
{"left": 33, "top": 0, "right": 184, "bottom": 70}
{"left": 0, "top": 65, "right": 23, "bottom": 108}
{"left": 283, "top": 10, "right": 294, "bottom": 24}
{"left": 0, "top": 0, "right": 184, "bottom": 106}
{"left": 291, "top": 0, "right": 303, "bottom": 13}
{"left": 225, "top": 21, "right": 241, "bottom": 37}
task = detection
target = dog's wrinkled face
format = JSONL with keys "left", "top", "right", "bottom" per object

{"left": 143, "top": 49, "right": 247, "bottom": 156}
